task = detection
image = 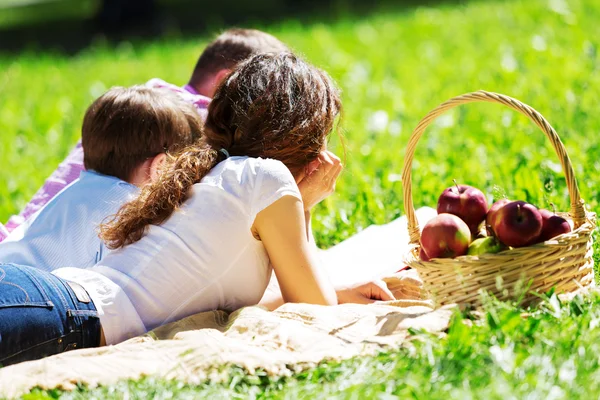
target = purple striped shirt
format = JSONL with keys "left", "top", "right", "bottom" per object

{"left": 0, "top": 80, "right": 210, "bottom": 241}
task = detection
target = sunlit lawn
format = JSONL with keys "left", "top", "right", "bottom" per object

{"left": 1, "top": 0, "right": 600, "bottom": 397}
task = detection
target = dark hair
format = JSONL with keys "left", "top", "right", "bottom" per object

{"left": 189, "top": 28, "right": 289, "bottom": 89}
{"left": 82, "top": 86, "right": 203, "bottom": 182}
{"left": 100, "top": 53, "right": 342, "bottom": 248}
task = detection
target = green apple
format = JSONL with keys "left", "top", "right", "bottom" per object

{"left": 467, "top": 236, "right": 507, "bottom": 256}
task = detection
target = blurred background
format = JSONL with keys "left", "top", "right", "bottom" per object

{"left": 0, "top": 0, "right": 451, "bottom": 53}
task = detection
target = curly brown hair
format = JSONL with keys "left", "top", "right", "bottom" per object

{"left": 100, "top": 52, "right": 342, "bottom": 249}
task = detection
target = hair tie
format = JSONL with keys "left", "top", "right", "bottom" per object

{"left": 219, "top": 148, "right": 230, "bottom": 158}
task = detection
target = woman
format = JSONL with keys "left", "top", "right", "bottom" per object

{"left": 0, "top": 53, "right": 393, "bottom": 366}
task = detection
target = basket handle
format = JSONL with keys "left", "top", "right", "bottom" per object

{"left": 402, "top": 90, "right": 586, "bottom": 245}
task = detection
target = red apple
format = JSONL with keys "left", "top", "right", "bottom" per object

{"left": 493, "top": 201, "right": 542, "bottom": 247}
{"left": 420, "top": 213, "right": 471, "bottom": 259}
{"left": 437, "top": 183, "right": 488, "bottom": 235}
{"left": 538, "top": 209, "right": 572, "bottom": 242}
{"left": 419, "top": 247, "right": 431, "bottom": 262}
{"left": 486, "top": 198, "right": 511, "bottom": 235}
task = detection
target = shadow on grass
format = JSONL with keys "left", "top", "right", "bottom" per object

{"left": 0, "top": 0, "right": 477, "bottom": 55}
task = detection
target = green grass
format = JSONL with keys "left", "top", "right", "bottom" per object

{"left": 1, "top": 0, "right": 600, "bottom": 397}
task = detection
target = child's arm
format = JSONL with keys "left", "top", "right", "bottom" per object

{"left": 4, "top": 142, "right": 84, "bottom": 232}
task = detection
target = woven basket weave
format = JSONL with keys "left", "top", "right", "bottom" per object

{"left": 402, "top": 91, "right": 596, "bottom": 306}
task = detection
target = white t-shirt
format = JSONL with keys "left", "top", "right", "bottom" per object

{"left": 53, "top": 157, "right": 301, "bottom": 345}
{"left": 0, "top": 170, "right": 137, "bottom": 270}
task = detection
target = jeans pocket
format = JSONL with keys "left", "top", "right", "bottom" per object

{"left": 0, "top": 264, "right": 53, "bottom": 308}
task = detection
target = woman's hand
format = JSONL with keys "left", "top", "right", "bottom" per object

{"left": 297, "top": 150, "right": 343, "bottom": 211}
{"left": 336, "top": 281, "right": 396, "bottom": 305}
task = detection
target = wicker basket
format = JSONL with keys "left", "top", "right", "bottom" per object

{"left": 402, "top": 91, "right": 596, "bottom": 306}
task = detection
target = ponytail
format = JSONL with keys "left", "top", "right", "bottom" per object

{"left": 99, "top": 142, "right": 222, "bottom": 249}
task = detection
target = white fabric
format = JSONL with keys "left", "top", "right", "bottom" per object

{"left": 55, "top": 157, "right": 301, "bottom": 345}
{"left": 52, "top": 266, "right": 145, "bottom": 343}
{"left": 0, "top": 171, "right": 137, "bottom": 270}
{"left": 320, "top": 206, "right": 438, "bottom": 285}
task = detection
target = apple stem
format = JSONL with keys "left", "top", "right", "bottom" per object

{"left": 550, "top": 203, "right": 557, "bottom": 214}
{"left": 517, "top": 203, "right": 522, "bottom": 218}
{"left": 453, "top": 179, "right": 460, "bottom": 192}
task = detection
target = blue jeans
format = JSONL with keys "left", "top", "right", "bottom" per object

{"left": 0, "top": 263, "right": 101, "bottom": 367}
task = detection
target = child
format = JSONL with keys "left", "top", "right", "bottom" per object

{"left": 0, "top": 86, "right": 202, "bottom": 270}
{"left": 0, "top": 53, "right": 393, "bottom": 366}
{"left": 4, "top": 28, "right": 288, "bottom": 235}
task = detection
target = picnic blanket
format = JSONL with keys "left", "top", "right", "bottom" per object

{"left": 0, "top": 268, "right": 454, "bottom": 398}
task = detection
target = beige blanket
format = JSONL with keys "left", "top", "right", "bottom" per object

{"left": 0, "top": 270, "right": 453, "bottom": 398}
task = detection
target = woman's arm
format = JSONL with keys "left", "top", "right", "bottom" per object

{"left": 256, "top": 196, "right": 395, "bottom": 309}
{"left": 254, "top": 195, "right": 338, "bottom": 306}
{"left": 256, "top": 150, "right": 342, "bottom": 307}
{"left": 254, "top": 151, "right": 395, "bottom": 309}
